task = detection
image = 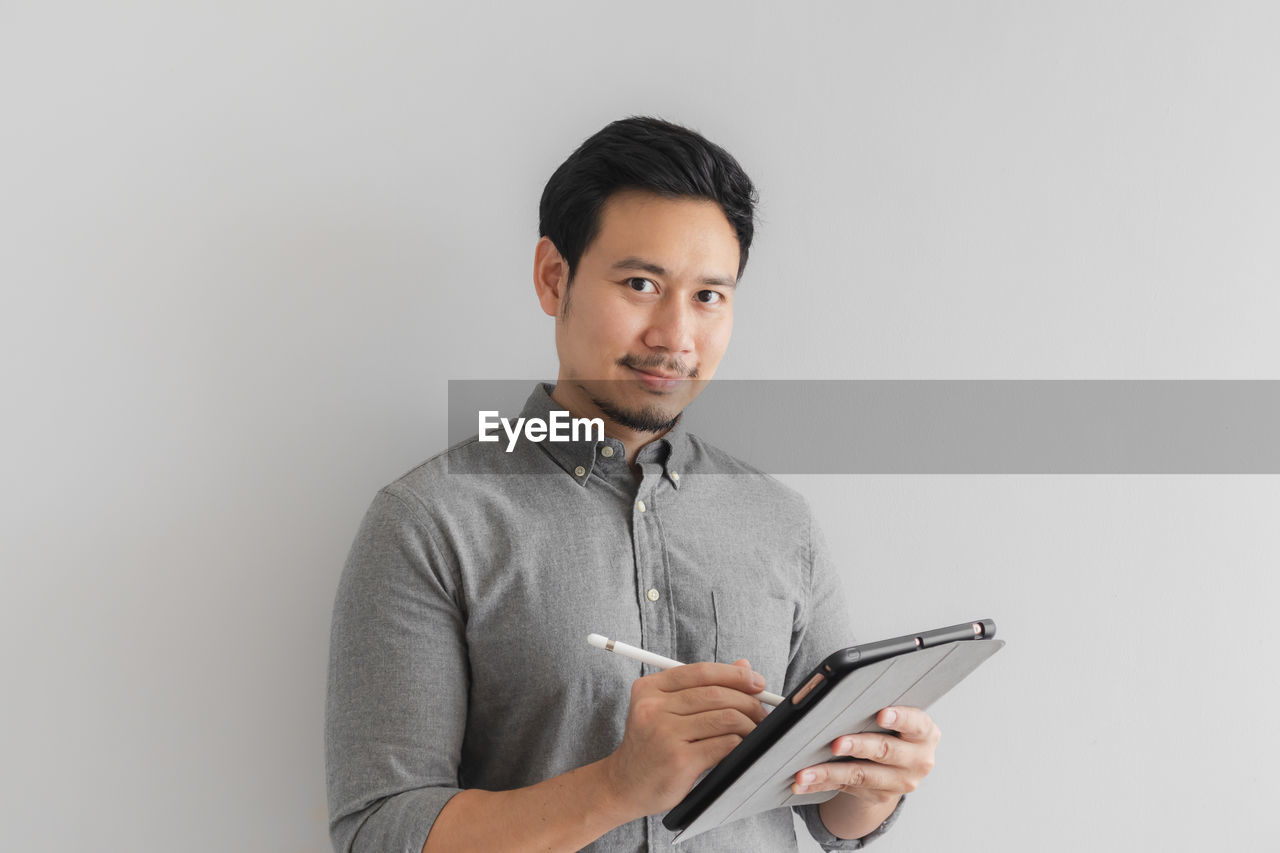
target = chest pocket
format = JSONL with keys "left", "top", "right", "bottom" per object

{"left": 712, "top": 588, "right": 796, "bottom": 701}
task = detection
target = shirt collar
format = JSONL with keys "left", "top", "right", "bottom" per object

{"left": 521, "top": 383, "right": 689, "bottom": 488}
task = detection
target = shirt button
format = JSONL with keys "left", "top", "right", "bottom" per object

{"left": 670, "top": 471, "right": 680, "bottom": 481}
{"left": 600, "top": 445, "right": 614, "bottom": 458}
{"left": 637, "top": 500, "right": 646, "bottom": 513}
{"left": 574, "top": 466, "right": 586, "bottom": 478}
{"left": 646, "top": 588, "right": 660, "bottom": 602}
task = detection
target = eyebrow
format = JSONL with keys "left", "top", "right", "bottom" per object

{"left": 611, "top": 257, "right": 738, "bottom": 289}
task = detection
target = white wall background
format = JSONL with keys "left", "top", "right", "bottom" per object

{"left": 2, "top": 2, "right": 1277, "bottom": 851}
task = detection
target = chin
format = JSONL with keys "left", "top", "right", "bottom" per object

{"left": 592, "top": 390, "right": 684, "bottom": 434}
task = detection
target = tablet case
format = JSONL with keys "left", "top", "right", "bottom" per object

{"left": 669, "top": 637, "right": 1005, "bottom": 843}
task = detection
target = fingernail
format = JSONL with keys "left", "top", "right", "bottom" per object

{"left": 752, "top": 673, "right": 766, "bottom": 690}
{"left": 800, "top": 770, "right": 816, "bottom": 784}
{"left": 882, "top": 709, "right": 898, "bottom": 726}
{"left": 836, "top": 738, "right": 852, "bottom": 755}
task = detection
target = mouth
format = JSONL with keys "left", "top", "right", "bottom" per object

{"left": 628, "top": 366, "right": 686, "bottom": 392}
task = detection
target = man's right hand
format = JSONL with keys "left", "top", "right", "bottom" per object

{"left": 601, "top": 658, "right": 769, "bottom": 819}
{"left": 422, "top": 660, "right": 769, "bottom": 852}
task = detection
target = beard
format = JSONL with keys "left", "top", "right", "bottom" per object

{"left": 587, "top": 391, "right": 682, "bottom": 434}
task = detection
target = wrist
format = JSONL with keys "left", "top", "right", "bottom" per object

{"left": 590, "top": 754, "right": 645, "bottom": 826}
{"left": 818, "top": 790, "right": 901, "bottom": 840}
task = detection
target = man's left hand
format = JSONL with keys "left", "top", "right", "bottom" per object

{"left": 790, "top": 706, "right": 939, "bottom": 803}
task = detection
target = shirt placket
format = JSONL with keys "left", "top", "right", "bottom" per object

{"left": 632, "top": 460, "right": 675, "bottom": 661}
{"left": 629, "top": 459, "right": 676, "bottom": 852}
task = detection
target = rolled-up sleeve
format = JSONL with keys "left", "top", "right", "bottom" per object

{"left": 325, "top": 486, "right": 468, "bottom": 853}
{"left": 789, "top": 504, "right": 906, "bottom": 851}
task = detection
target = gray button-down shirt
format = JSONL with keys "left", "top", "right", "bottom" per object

{"left": 326, "top": 384, "right": 902, "bottom": 852}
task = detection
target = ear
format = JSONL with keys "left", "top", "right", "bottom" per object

{"left": 533, "top": 236, "right": 569, "bottom": 318}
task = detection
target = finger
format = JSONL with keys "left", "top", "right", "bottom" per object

{"left": 877, "top": 706, "right": 939, "bottom": 744}
{"left": 653, "top": 660, "right": 766, "bottom": 696}
{"left": 791, "top": 759, "right": 907, "bottom": 796}
{"left": 831, "top": 733, "right": 911, "bottom": 768}
{"left": 668, "top": 685, "right": 768, "bottom": 724}
{"left": 677, "top": 707, "right": 759, "bottom": 743}
{"left": 691, "top": 732, "right": 745, "bottom": 772}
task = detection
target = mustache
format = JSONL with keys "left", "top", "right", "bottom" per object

{"left": 618, "top": 354, "right": 698, "bottom": 379}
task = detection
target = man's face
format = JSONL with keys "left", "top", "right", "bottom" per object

{"left": 536, "top": 189, "right": 739, "bottom": 437}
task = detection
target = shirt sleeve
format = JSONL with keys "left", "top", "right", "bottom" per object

{"left": 325, "top": 486, "right": 468, "bottom": 853}
{"left": 788, "top": 503, "right": 907, "bottom": 851}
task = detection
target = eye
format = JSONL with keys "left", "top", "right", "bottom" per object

{"left": 695, "top": 290, "right": 725, "bottom": 304}
{"left": 626, "top": 277, "right": 658, "bottom": 293}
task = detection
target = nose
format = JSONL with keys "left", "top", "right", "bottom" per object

{"left": 642, "top": 296, "right": 695, "bottom": 358}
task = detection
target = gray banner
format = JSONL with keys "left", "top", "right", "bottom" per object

{"left": 447, "top": 380, "right": 1280, "bottom": 473}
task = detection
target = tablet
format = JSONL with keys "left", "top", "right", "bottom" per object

{"left": 663, "top": 619, "right": 1004, "bottom": 842}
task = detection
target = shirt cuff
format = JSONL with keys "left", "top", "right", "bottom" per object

{"left": 331, "top": 786, "right": 462, "bottom": 853}
{"left": 794, "top": 794, "right": 907, "bottom": 851}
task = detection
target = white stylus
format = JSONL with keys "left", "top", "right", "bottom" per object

{"left": 587, "top": 633, "right": 785, "bottom": 707}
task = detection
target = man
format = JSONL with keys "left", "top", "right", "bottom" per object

{"left": 325, "top": 117, "right": 940, "bottom": 852}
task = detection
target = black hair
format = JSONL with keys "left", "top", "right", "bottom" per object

{"left": 538, "top": 116, "right": 758, "bottom": 284}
